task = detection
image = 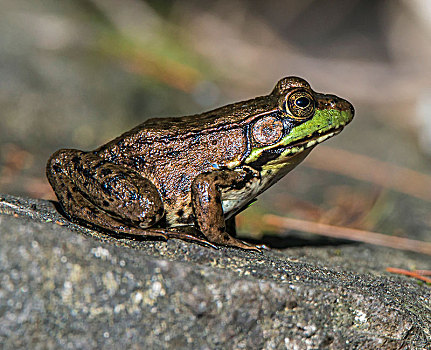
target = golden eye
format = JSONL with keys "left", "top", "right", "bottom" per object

{"left": 252, "top": 115, "right": 283, "bottom": 145}
{"left": 285, "top": 90, "right": 315, "bottom": 120}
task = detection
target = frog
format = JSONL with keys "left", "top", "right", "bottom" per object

{"left": 46, "top": 76, "right": 354, "bottom": 251}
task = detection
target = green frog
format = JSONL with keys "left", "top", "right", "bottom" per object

{"left": 46, "top": 77, "right": 354, "bottom": 250}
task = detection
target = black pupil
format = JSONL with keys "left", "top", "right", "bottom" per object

{"left": 296, "top": 97, "right": 310, "bottom": 108}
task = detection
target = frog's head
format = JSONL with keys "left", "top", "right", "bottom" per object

{"left": 243, "top": 76, "right": 354, "bottom": 170}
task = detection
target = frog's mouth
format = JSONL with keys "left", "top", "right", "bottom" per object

{"left": 286, "top": 127, "right": 343, "bottom": 152}
{"left": 264, "top": 127, "right": 343, "bottom": 166}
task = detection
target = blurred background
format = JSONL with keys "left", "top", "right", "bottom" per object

{"left": 1, "top": 0, "right": 431, "bottom": 244}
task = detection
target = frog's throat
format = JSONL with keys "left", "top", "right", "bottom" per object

{"left": 240, "top": 108, "right": 352, "bottom": 167}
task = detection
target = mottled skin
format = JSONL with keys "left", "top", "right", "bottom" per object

{"left": 46, "top": 77, "right": 354, "bottom": 250}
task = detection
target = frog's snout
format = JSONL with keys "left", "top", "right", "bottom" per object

{"left": 331, "top": 95, "right": 355, "bottom": 120}
{"left": 316, "top": 93, "right": 354, "bottom": 118}
{"left": 342, "top": 98, "right": 355, "bottom": 118}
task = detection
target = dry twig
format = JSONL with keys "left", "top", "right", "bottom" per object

{"left": 386, "top": 267, "right": 431, "bottom": 284}
{"left": 264, "top": 214, "right": 431, "bottom": 255}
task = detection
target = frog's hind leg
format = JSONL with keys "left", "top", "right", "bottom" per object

{"left": 46, "top": 149, "right": 167, "bottom": 240}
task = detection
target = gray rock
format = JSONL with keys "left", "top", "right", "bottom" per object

{"left": 0, "top": 193, "right": 430, "bottom": 349}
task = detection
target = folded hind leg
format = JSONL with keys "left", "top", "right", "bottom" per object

{"left": 46, "top": 149, "right": 167, "bottom": 239}
{"left": 48, "top": 167, "right": 218, "bottom": 247}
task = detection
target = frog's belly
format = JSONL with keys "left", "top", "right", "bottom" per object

{"left": 221, "top": 164, "right": 296, "bottom": 218}
{"left": 221, "top": 176, "right": 264, "bottom": 219}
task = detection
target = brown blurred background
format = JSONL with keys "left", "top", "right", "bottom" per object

{"left": 1, "top": 0, "right": 430, "bottom": 243}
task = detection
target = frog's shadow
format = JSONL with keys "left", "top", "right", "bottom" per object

{"left": 51, "top": 201, "right": 353, "bottom": 249}
{"left": 243, "top": 234, "right": 354, "bottom": 249}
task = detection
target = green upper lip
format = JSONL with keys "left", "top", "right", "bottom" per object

{"left": 283, "top": 108, "right": 353, "bottom": 146}
{"left": 283, "top": 127, "right": 343, "bottom": 149}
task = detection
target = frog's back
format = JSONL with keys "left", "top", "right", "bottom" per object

{"left": 94, "top": 96, "right": 275, "bottom": 176}
{"left": 125, "top": 94, "right": 274, "bottom": 142}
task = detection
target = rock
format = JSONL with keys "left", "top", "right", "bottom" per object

{"left": 0, "top": 193, "right": 430, "bottom": 349}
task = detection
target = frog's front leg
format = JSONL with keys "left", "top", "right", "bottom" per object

{"left": 46, "top": 149, "right": 166, "bottom": 239}
{"left": 191, "top": 168, "right": 261, "bottom": 251}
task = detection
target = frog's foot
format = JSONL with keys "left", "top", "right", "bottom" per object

{"left": 113, "top": 227, "right": 217, "bottom": 248}
{"left": 210, "top": 233, "right": 263, "bottom": 252}
{"left": 162, "top": 229, "right": 219, "bottom": 249}
{"left": 147, "top": 228, "right": 263, "bottom": 251}
{"left": 166, "top": 229, "right": 262, "bottom": 251}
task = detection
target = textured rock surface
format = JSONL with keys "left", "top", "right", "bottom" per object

{"left": 1, "top": 193, "right": 430, "bottom": 349}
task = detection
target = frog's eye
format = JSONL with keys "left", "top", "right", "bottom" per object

{"left": 252, "top": 115, "right": 284, "bottom": 145}
{"left": 285, "top": 90, "right": 315, "bottom": 120}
